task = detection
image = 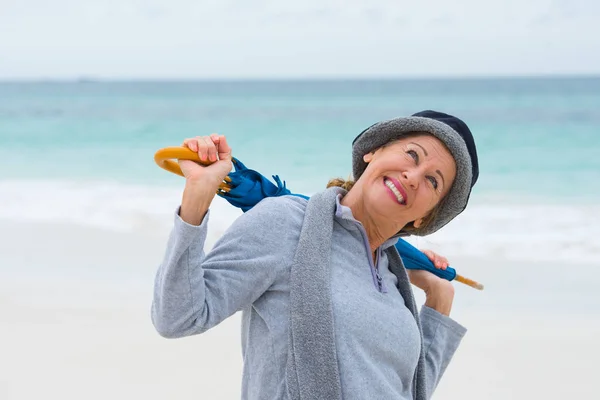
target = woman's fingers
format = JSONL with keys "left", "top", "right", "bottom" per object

{"left": 195, "top": 136, "right": 208, "bottom": 162}
{"left": 201, "top": 136, "right": 216, "bottom": 162}
{"left": 182, "top": 134, "right": 230, "bottom": 163}
{"left": 421, "top": 249, "right": 449, "bottom": 270}
{"left": 436, "top": 254, "right": 448, "bottom": 269}
{"left": 182, "top": 138, "right": 196, "bottom": 152}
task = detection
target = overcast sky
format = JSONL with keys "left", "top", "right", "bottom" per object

{"left": 1, "top": 0, "right": 599, "bottom": 79}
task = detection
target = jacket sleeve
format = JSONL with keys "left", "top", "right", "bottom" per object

{"left": 419, "top": 305, "right": 467, "bottom": 396}
{"left": 151, "top": 197, "right": 301, "bottom": 338}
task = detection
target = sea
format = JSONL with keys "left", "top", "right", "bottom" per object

{"left": 0, "top": 77, "right": 599, "bottom": 279}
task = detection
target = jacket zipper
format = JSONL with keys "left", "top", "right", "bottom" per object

{"left": 375, "top": 263, "right": 383, "bottom": 292}
{"left": 373, "top": 247, "right": 384, "bottom": 292}
{"left": 355, "top": 223, "right": 385, "bottom": 293}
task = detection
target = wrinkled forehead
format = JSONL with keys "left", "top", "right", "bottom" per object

{"left": 383, "top": 133, "right": 457, "bottom": 160}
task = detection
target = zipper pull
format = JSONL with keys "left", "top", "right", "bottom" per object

{"left": 375, "top": 269, "right": 383, "bottom": 291}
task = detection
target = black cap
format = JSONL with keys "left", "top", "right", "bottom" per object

{"left": 411, "top": 110, "right": 479, "bottom": 187}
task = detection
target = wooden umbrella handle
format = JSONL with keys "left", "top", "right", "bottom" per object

{"left": 154, "top": 147, "right": 213, "bottom": 177}
{"left": 455, "top": 274, "right": 484, "bottom": 290}
{"left": 154, "top": 147, "right": 231, "bottom": 190}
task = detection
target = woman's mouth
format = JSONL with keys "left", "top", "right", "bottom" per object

{"left": 383, "top": 177, "right": 407, "bottom": 205}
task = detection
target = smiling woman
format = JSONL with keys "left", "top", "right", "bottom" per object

{"left": 331, "top": 132, "right": 458, "bottom": 237}
{"left": 151, "top": 110, "right": 480, "bottom": 400}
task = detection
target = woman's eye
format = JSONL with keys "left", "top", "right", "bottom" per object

{"left": 427, "top": 176, "right": 439, "bottom": 190}
{"left": 407, "top": 150, "right": 418, "bottom": 163}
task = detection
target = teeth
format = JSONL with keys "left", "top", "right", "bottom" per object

{"left": 384, "top": 179, "right": 405, "bottom": 204}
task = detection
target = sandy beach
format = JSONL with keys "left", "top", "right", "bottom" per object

{"left": 2, "top": 220, "right": 599, "bottom": 400}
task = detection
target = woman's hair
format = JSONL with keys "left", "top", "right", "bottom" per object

{"left": 326, "top": 177, "right": 355, "bottom": 191}
{"left": 327, "top": 131, "right": 449, "bottom": 236}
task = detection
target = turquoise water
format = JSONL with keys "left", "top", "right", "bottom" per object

{"left": 1, "top": 78, "right": 599, "bottom": 199}
{"left": 0, "top": 78, "right": 599, "bottom": 264}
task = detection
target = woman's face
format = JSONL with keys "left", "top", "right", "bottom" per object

{"left": 358, "top": 134, "right": 457, "bottom": 229}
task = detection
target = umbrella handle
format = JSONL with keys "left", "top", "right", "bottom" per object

{"left": 154, "top": 147, "right": 231, "bottom": 188}
{"left": 154, "top": 147, "right": 212, "bottom": 177}
{"left": 455, "top": 274, "right": 484, "bottom": 290}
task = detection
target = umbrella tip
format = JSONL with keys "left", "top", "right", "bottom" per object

{"left": 455, "top": 274, "right": 484, "bottom": 291}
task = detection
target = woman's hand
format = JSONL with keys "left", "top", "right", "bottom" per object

{"left": 406, "top": 249, "right": 455, "bottom": 316}
{"left": 180, "top": 134, "right": 233, "bottom": 187}
{"left": 421, "top": 249, "right": 449, "bottom": 270}
{"left": 178, "top": 134, "right": 233, "bottom": 226}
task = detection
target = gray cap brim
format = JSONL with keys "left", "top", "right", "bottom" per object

{"left": 352, "top": 116, "right": 473, "bottom": 236}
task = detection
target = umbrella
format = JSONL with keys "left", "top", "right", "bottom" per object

{"left": 218, "top": 157, "right": 483, "bottom": 290}
{"left": 153, "top": 147, "right": 483, "bottom": 290}
{"left": 218, "top": 158, "right": 308, "bottom": 212}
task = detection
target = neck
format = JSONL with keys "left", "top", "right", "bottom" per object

{"left": 341, "top": 188, "right": 403, "bottom": 253}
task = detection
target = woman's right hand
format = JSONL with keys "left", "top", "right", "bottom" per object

{"left": 180, "top": 134, "right": 233, "bottom": 189}
{"left": 177, "top": 134, "right": 233, "bottom": 226}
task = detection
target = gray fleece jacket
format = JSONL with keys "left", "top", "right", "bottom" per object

{"left": 152, "top": 193, "right": 467, "bottom": 399}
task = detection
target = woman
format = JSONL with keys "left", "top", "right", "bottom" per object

{"left": 152, "top": 110, "right": 479, "bottom": 400}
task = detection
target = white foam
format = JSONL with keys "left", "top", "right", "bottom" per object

{"left": 405, "top": 201, "right": 600, "bottom": 264}
{"left": 0, "top": 179, "right": 242, "bottom": 241}
{"left": 1, "top": 179, "right": 597, "bottom": 264}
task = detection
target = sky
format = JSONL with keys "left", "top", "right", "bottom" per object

{"left": 1, "top": 0, "right": 599, "bottom": 79}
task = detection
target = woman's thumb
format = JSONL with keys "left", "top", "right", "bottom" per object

{"left": 217, "top": 135, "right": 232, "bottom": 161}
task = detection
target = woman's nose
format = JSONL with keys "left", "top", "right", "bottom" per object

{"left": 402, "top": 169, "right": 420, "bottom": 190}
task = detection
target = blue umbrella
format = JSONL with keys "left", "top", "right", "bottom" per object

{"left": 218, "top": 158, "right": 308, "bottom": 212}
{"left": 218, "top": 158, "right": 483, "bottom": 290}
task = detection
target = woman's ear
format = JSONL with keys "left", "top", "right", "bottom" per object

{"left": 413, "top": 218, "right": 424, "bottom": 229}
{"left": 363, "top": 152, "right": 374, "bottom": 163}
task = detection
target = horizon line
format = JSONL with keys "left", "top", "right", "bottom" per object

{"left": 1, "top": 73, "right": 600, "bottom": 83}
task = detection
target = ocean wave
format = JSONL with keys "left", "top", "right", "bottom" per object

{"left": 0, "top": 179, "right": 241, "bottom": 235}
{"left": 1, "top": 179, "right": 597, "bottom": 264}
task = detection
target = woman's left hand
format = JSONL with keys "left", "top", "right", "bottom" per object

{"left": 421, "top": 249, "right": 449, "bottom": 270}
{"left": 406, "top": 249, "right": 455, "bottom": 316}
